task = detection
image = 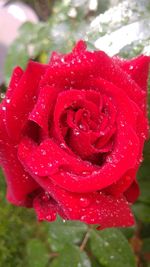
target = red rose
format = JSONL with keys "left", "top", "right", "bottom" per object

{"left": 0, "top": 41, "right": 149, "bottom": 229}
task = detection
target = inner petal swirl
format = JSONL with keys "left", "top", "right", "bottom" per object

{"left": 53, "top": 89, "right": 117, "bottom": 165}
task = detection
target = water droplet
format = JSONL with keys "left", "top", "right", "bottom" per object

{"left": 74, "top": 129, "right": 80, "bottom": 136}
{"left": 141, "top": 132, "right": 146, "bottom": 139}
{"left": 22, "top": 174, "right": 29, "bottom": 180}
{"left": 80, "top": 215, "right": 86, "bottom": 221}
{"left": 79, "top": 197, "right": 91, "bottom": 208}
{"left": 6, "top": 99, "right": 10, "bottom": 104}
{"left": 139, "top": 157, "right": 143, "bottom": 163}
{"left": 0, "top": 93, "right": 5, "bottom": 99}
{"left": 60, "top": 143, "right": 67, "bottom": 149}
{"left": 79, "top": 124, "right": 86, "bottom": 131}
{"left": 128, "top": 140, "right": 132, "bottom": 146}
{"left": 99, "top": 130, "right": 105, "bottom": 135}
{"left": 120, "top": 121, "right": 125, "bottom": 127}
{"left": 48, "top": 163, "right": 53, "bottom": 167}
{"left": 129, "top": 65, "right": 134, "bottom": 70}
{"left": 46, "top": 215, "right": 52, "bottom": 221}
{"left": 41, "top": 149, "right": 46, "bottom": 155}
{"left": 106, "top": 156, "right": 113, "bottom": 163}
{"left": 82, "top": 171, "right": 89, "bottom": 175}
{"left": 2, "top": 106, "right": 6, "bottom": 111}
{"left": 104, "top": 241, "right": 109, "bottom": 247}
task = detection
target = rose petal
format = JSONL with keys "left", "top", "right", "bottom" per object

{"left": 50, "top": 123, "right": 139, "bottom": 193}
{"left": 105, "top": 169, "right": 136, "bottom": 198}
{"left": 124, "top": 180, "right": 140, "bottom": 203}
{"left": 5, "top": 61, "right": 48, "bottom": 141}
{"left": 28, "top": 85, "right": 59, "bottom": 134}
{"left": 5, "top": 66, "right": 24, "bottom": 99}
{"left": 0, "top": 112, "right": 39, "bottom": 206}
{"left": 53, "top": 89, "right": 100, "bottom": 147}
{"left": 18, "top": 137, "right": 96, "bottom": 177}
{"left": 113, "top": 55, "right": 150, "bottom": 93}
{"left": 44, "top": 41, "right": 146, "bottom": 112}
{"left": 113, "top": 55, "right": 150, "bottom": 115}
{"left": 31, "top": 178, "right": 134, "bottom": 229}
{"left": 33, "top": 191, "right": 57, "bottom": 222}
{"left": 45, "top": 80, "right": 140, "bottom": 192}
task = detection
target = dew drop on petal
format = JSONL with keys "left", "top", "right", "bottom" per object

{"left": 41, "top": 149, "right": 47, "bottom": 155}
{"left": 80, "top": 215, "right": 86, "bottom": 221}
{"left": 60, "top": 143, "right": 67, "bottom": 149}
{"left": 79, "top": 197, "right": 91, "bottom": 208}
{"left": 74, "top": 129, "right": 80, "bottom": 136}
{"left": 46, "top": 215, "right": 52, "bottom": 221}
{"left": 128, "top": 140, "right": 133, "bottom": 146}
{"left": 129, "top": 65, "right": 134, "bottom": 70}
{"left": 6, "top": 99, "right": 11, "bottom": 104}
{"left": 48, "top": 163, "right": 53, "bottom": 167}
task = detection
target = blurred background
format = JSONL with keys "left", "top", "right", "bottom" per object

{"left": 0, "top": 0, "right": 150, "bottom": 266}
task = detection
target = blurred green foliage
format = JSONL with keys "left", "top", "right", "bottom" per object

{"left": 0, "top": 0, "right": 150, "bottom": 266}
{"left": 4, "top": 0, "right": 111, "bottom": 85}
{"left": 1, "top": 161, "right": 150, "bottom": 267}
{"left": 0, "top": 171, "right": 137, "bottom": 267}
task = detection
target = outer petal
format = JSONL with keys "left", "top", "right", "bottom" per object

{"left": 4, "top": 61, "right": 48, "bottom": 141}
{"left": 28, "top": 85, "right": 59, "bottom": 135}
{"left": 17, "top": 121, "right": 139, "bottom": 194}
{"left": 18, "top": 137, "right": 96, "bottom": 177}
{"left": 113, "top": 55, "right": 150, "bottom": 115}
{"left": 124, "top": 180, "right": 140, "bottom": 203}
{"left": 31, "top": 177, "right": 134, "bottom": 229}
{"left": 17, "top": 88, "right": 139, "bottom": 193}
{"left": 0, "top": 110, "right": 39, "bottom": 206}
{"left": 39, "top": 80, "right": 140, "bottom": 193}
{"left": 113, "top": 55, "right": 150, "bottom": 93}
{"left": 5, "top": 66, "right": 24, "bottom": 99}
{"left": 33, "top": 191, "right": 57, "bottom": 222}
{"left": 46, "top": 41, "right": 146, "bottom": 112}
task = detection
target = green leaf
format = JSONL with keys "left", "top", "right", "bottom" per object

{"left": 120, "top": 227, "right": 135, "bottom": 239}
{"left": 4, "top": 42, "right": 28, "bottom": 85}
{"left": 91, "top": 258, "right": 104, "bottom": 267}
{"left": 141, "top": 223, "right": 150, "bottom": 239}
{"left": 86, "top": 0, "right": 150, "bottom": 58}
{"left": 90, "top": 228, "right": 136, "bottom": 267}
{"left": 50, "top": 245, "right": 91, "bottom": 267}
{"left": 138, "top": 181, "right": 150, "bottom": 205}
{"left": 133, "top": 203, "right": 150, "bottom": 223}
{"left": 26, "top": 239, "right": 48, "bottom": 267}
{"left": 138, "top": 161, "right": 150, "bottom": 181}
{"left": 142, "top": 238, "right": 150, "bottom": 253}
{"left": 48, "top": 216, "right": 88, "bottom": 251}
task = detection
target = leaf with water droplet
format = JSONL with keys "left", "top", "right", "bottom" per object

{"left": 90, "top": 228, "right": 136, "bottom": 267}
{"left": 48, "top": 216, "right": 88, "bottom": 251}
{"left": 50, "top": 244, "right": 91, "bottom": 267}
